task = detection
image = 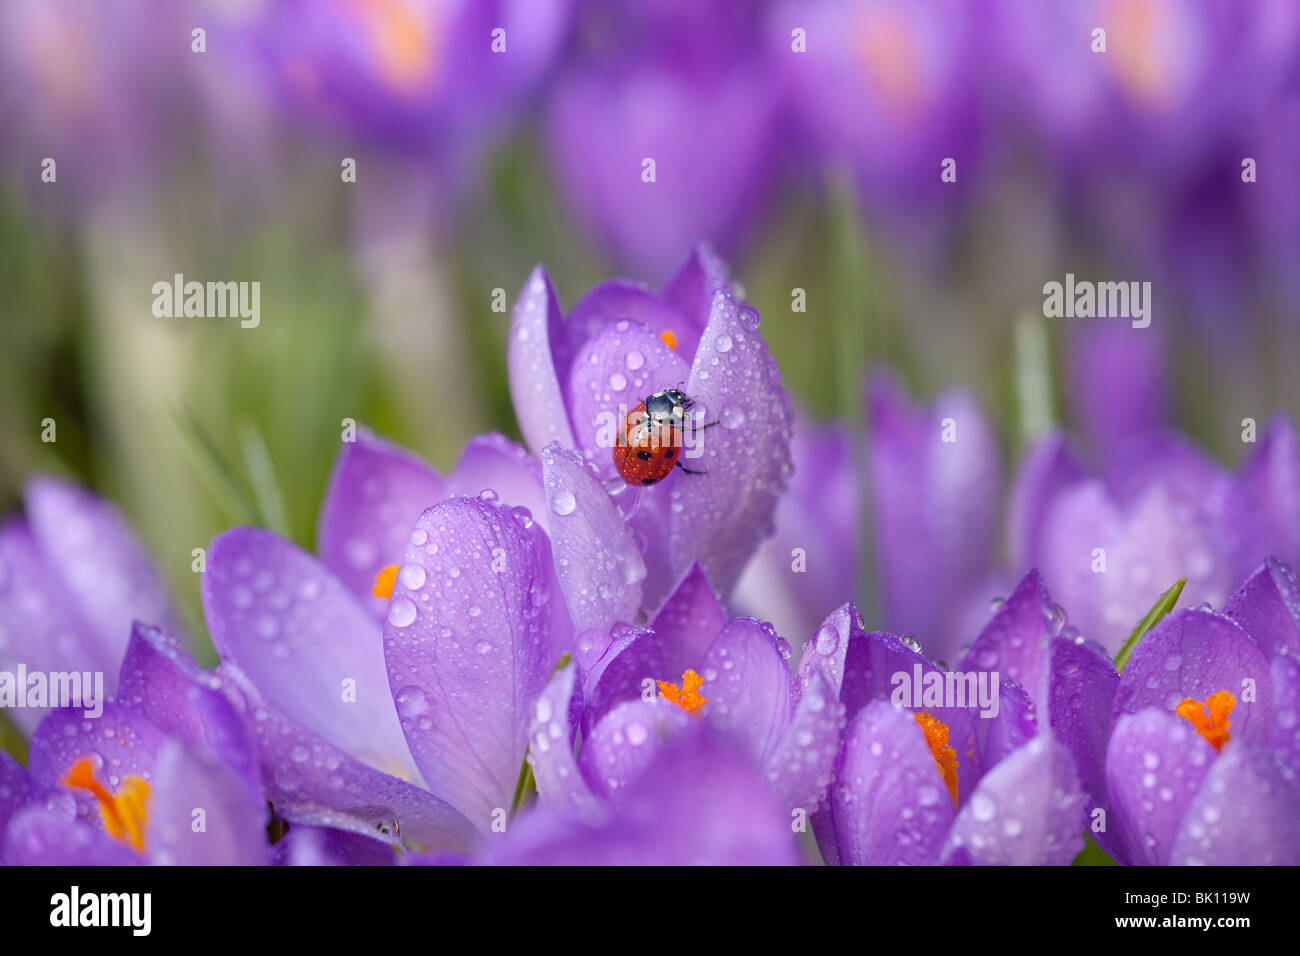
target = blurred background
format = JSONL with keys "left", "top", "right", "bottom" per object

{"left": 1, "top": 0, "right": 1297, "bottom": 659}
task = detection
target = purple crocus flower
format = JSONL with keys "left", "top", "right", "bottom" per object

{"left": 545, "top": 0, "right": 782, "bottom": 276}
{"left": 0, "top": 477, "right": 184, "bottom": 733}
{"left": 3, "top": 623, "right": 268, "bottom": 865}
{"left": 800, "top": 600, "right": 1087, "bottom": 865}
{"left": 1083, "top": 561, "right": 1300, "bottom": 864}
{"left": 246, "top": 0, "right": 573, "bottom": 152}
{"left": 522, "top": 562, "right": 844, "bottom": 826}
{"left": 767, "top": 0, "right": 986, "bottom": 245}
{"left": 508, "top": 244, "right": 792, "bottom": 608}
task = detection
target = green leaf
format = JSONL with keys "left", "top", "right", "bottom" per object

{"left": 237, "top": 419, "right": 291, "bottom": 539}
{"left": 1072, "top": 831, "right": 1117, "bottom": 866}
{"left": 171, "top": 407, "right": 256, "bottom": 526}
{"left": 1113, "top": 578, "right": 1186, "bottom": 673}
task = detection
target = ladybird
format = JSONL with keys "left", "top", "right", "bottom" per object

{"left": 613, "top": 388, "right": 714, "bottom": 486}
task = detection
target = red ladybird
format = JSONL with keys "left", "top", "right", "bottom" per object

{"left": 613, "top": 388, "right": 712, "bottom": 486}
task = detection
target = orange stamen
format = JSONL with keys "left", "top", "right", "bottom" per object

{"left": 659, "top": 329, "right": 677, "bottom": 351}
{"left": 62, "top": 757, "right": 150, "bottom": 852}
{"left": 914, "top": 711, "right": 959, "bottom": 807}
{"left": 658, "top": 668, "right": 708, "bottom": 715}
{"left": 372, "top": 564, "right": 399, "bottom": 599}
{"left": 1176, "top": 690, "right": 1235, "bottom": 752}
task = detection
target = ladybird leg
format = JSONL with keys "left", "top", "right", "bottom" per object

{"left": 675, "top": 462, "right": 708, "bottom": 475}
{"left": 699, "top": 419, "right": 721, "bottom": 430}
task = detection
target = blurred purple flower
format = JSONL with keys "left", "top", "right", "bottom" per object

{"left": 508, "top": 244, "right": 793, "bottom": 606}
{"left": 546, "top": 0, "right": 782, "bottom": 276}
{"left": 0, "top": 477, "right": 184, "bottom": 734}
{"left": 1014, "top": 417, "right": 1300, "bottom": 655}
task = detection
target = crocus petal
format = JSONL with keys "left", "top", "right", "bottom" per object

{"left": 559, "top": 279, "right": 694, "bottom": 388}
{"left": 651, "top": 562, "right": 727, "bottom": 679}
{"left": 578, "top": 698, "right": 691, "bottom": 800}
{"left": 942, "top": 734, "right": 1085, "bottom": 866}
{"left": 3, "top": 805, "right": 141, "bottom": 866}
{"left": 1231, "top": 416, "right": 1300, "bottom": 570}
{"left": 444, "top": 433, "right": 548, "bottom": 532}
{"left": 541, "top": 443, "right": 645, "bottom": 634}
{"left": 564, "top": 320, "right": 690, "bottom": 455}
{"left": 117, "top": 622, "right": 259, "bottom": 797}
{"left": 383, "top": 497, "right": 558, "bottom": 831}
{"left": 1270, "top": 649, "right": 1300, "bottom": 780}
{"left": 977, "top": 680, "right": 1038, "bottom": 771}
{"left": 217, "top": 661, "right": 477, "bottom": 854}
{"left": 575, "top": 624, "right": 664, "bottom": 732}
{"left": 0, "top": 751, "right": 31, "bottom": 837}
{"left": 761, "top": 666, "right": 843, "bottom": 813}
{"left": 146, "top": 739, "right": 269, "bottom": 865}
{"left": 203, "top": 528, "right": 419, "bottom": 782}
{"left": 0, "top": 520, "right": 112, "bottom": 732}
{"left": 491, "top": 729, "right": 800, "bottom": 865}
{"left": 1046, "top": 636, "right": 1120, "bottom": 857}
{"left": 958, "top": 569, "right": 1054, "bottom": 704}
{"left": 867, "top": 375, "right": 1001, "bottom": 664}
{"left": 1224, "top": 558, "right": 1300, "bottom": 656}
{"left": 24, "top": 476, "right": 182, "bottom": 660}
{"left": 1168, "top": 742, "right": 1300, "bottom": 865}
{"left": 508, "top": 266, "right": 575, "bottom": 455}
{"left": 670, "top": 290, "right": 792, "bottom": 596}
{"left": 1113, "top": 608, "right": 1273, "bottom": 745}
{"left": 1007, "top": 432, "right": 1085, "bottom": 575}
{"left": 831, "top": 700, "right": 957, "bottom": 866}
{"left": 659, "top": 242, "right": 735, "bottom": 356}
{"left": 317, "top": 428, "right": 446, "bottom": 616}
{"left": 525, "top": 661, "right": 606, "bottom": 824}
{"left": 698, "top": 618, "right": 795, "bottom": 766}
{"left": 1104, "top": 707, "right": 1217, "bottom": 865}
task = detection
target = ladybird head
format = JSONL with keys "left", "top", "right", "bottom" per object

{"left": 645, "top": 388, "right": 691, "bottom": 425}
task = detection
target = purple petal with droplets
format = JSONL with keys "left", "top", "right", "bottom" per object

{"left": 491, "top": 729, "right": 799, "bottom": 865}
{"left": 317, "top": 428, "right": 446, "bottom": 617}
{"left": 1224, "top": 558, "right": 1300, "bottom": 656}
{"left": 382, "top": 497, "right": 556, "bottom": 830}
{"left": 216, "top": 661, "right": 476, "bottom": 854}
{"left": 831, "top": 700, "right": 956, "bottom": 865}
{"left": 559, "top": 279, "right": 694, "bottom": 387}
{"left": 958, "top": 569, "right": 1054, "bottom": 704}
{"left": 761, "top": 666, "right": 843, "bottom": 813}
{"left": 3, "top": 805, "right": 141, "bottom": 866}
{"left": 1231, "top": 416, "right": 1300, "bottom": 570}
{"left": 146, "top": 739, "right": 269, "bottom": 865}
{"left": 575, "top": 624, "right": 664, "bottom": 733}
{"left": 670, "top": 290, "right": 792, "bottom": 596}
{"left": 0, "top": 751, "right": 31, "bottom": 837}
{"left": 203, "top": 528, "right": 419, "bottom": 781}
{"left": 524, "top": 661, "right": 606, "bottom": 824}
{"left": 651, "top": 562, "right": 727, "bottom": 679}
{"left": 698, "top": 618, "right": 794, "bottom": 766}
{"left": 660, "top": 242, "right": 736, "bottom": 355}
{"left": 1114, "top": 608, "right": 1272, "bottom": 744}
{"left": 117, "top": 622, "right": 260, "bottom": 798}
{"left": 541, "top": 443, "right": 645, "bottom": 634}
{"left": 578, "top": 698, "right": 691, "bottom": 800}
{"left": 977, "top": 680, "right": 1038, "bottom": 771}
{"left": 508, "top": 266, "right": 575, "bottom": 455}
{"left": 1169, "top": 742, "right": 1300, "bottom": 865}
{"left": 445, "top": 433, "right": 548, "bottom": 532}
{"left": 1268, "top": 649, "right": 1300, "bottom": 780}
{"left": 942, "top": 734, "right": 1085, "bottom": 866}
{"left": 1105, "top": 707, "right": 1216, "bottom": 865}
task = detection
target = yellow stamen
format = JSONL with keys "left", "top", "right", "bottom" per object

{"left": 62, "top": 757, "right": 150, "bottom": 852}
{"left": 658, "top": 669, "right": 708, "bottom": 715}
{"left": 1176, "top": 690, "right": 1235, "bottom": 752}
{"left": 913, "top": 711, "right": 959, "bottom": 807}
{"left": 373, "top": 564, "right": 399, "bottom": 599}
{"left": 659, "top": 329, "right": 677, "bottom": 351}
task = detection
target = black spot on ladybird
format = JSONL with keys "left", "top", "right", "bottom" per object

{"left": 641, "top": 477, "right": 657, "bottom": 485}
{"left": 637, "top": 450, "right": 653, "bottom": 460}
{"left": 664, "top": 449, "right": 675, "bottom": 459}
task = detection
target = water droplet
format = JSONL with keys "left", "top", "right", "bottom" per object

{"left": 387, "top": 597, "right": 417, "bottom": 628}
{"left": 625, "top": 350, "right": 645, "bottom": 370}
{"left": 715, "top": 333, "right": 733, "bottom": 353}
{"left": 398, "top": 565, "right": 427, "bottom": 590}
{"left": 551, "top": 491, "right": 577, "bottom": 517}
